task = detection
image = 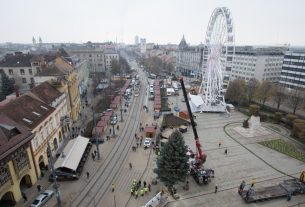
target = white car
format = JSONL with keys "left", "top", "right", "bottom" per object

{"left": 143, "top": 138, "right": 152, "bottom": 149}
{"left": 31, "top": 190, "right": 54, "bottom": 207}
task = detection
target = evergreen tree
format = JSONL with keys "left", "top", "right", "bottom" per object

{"left": 154, "top": 130, "right": 189, "bottom": 188}
{"left": 1, "top": 72, "right": 14, "bottom": 96}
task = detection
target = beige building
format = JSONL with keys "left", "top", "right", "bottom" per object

{"left": 34, "top": 57, "right": 81, "bottom": 122}
{"left": 104, "top": 50, "right": 119, "bottom": 71}
{"left": 0, "top": 92, "right": 65, "bottom": 178}
{"left": 0, "top": 114, "right": 37, "bottom": 206}
{"left": 0, "top": 52, "right": 43, "bottom": 92}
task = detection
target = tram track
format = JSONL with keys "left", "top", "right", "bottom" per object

{"left": 72, "top": 80, "right": 146, "bottom": 206}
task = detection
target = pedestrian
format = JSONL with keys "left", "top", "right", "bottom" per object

{"left": 140, "top": 136, "right": 143, "bottom": 143}
{"left": 94, "top": 150, "right": 97, "bottom": 156}
{"left": 218, "top": 141, "right": 222, "bottom": 148}
{"left": 138, "top": 180, "right": 141, "bottom": 188}
{"left": 37, "top": 184, "right": 42, "bottom": 192}
{"left": 109, "top": 128, "right": 112, "bottom": 134}
{"left": 129, "top": 162, "right": 132, "bottom": 170}
{"left": 111, "top": 183, "right": 115, "bottom": 192}
{"left": 130, "top": 188, "right": 134, "bottom": 196}
{"left": 136, "top": 142, "right": 139, "bottom": 148}
{"left": 86, "top": 172, "right": 90, "bottom": 178}
{"left": 215, "top": 185, "right": 218, "bottom": 193}
{"left": 239, "top": 180, "right": 246, "bottom": 195}
{"left": 91, "top": 153, "right": 95, "bottom": 160}
{"left": 22, "top": 192, "right": 27, "bottom": 202}
{"left": 224, "top": 149, "right": 228, "bottom": 155}
{"left": 117, "top": 125, "right": 119, "bottom": 130}
{"left": 287, "top": 191, "right": 292, "bottom": 201}
{"left": 148, "top": 183, "right": 151, "bottom": 192}
{"left": 144, "top": 181, "right": 147, "bottom": 187}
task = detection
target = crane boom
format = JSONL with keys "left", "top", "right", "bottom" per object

{"left": 179, "top": 77, "right": 206, "bottom": 166}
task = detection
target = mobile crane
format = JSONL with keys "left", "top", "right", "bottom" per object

{"left": 179, "top": 77, "right": 214, "bottom": 185}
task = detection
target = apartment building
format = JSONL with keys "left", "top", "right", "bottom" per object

{"left": 0, "top": 94, "right": 59, "bottom": 178}
{"left": 176, "top": 35, "right": 207, "bottom": 78}
{"left": 280, "top": 50, "right": 305, "bottom": 89}
{"left": 104, "top": 50, "right": 119, "bottom": 71}
{"left": 230, "top": 46, "right": 285, "bottom": 82}
{"left": 34, "top": 57, "right": 81, "bottom": 122}
{"left": 0, "top": 52, "right": 43, "bottom": 92}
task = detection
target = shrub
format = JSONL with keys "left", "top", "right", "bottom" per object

{"left": 292, "top": 119, "right": 305, "bottom": 139}
{"left": 249, "top": 104, "right": 260, "bottom": 116}
{"left": 286, "top": 114, "right": 298, "bottom": 127}
{"left": 274, "top": 112, "right": 283, "bottom": 124}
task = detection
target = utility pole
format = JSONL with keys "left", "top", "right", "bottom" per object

{"left": 93, "top": 110, "right": 101, "bottom": 160}
{"left": 47, "top": 143, "right": 62, "bottom": 207}
{"left": 120, "top": 94, "right": 123, "bottom": 122}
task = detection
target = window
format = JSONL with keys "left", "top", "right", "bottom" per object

{"left": 9, "top": 69, "right": 13, "bottom": 75}
{"left": 22, "top": 78, "right": 27, "bottom": 83}
{"left": 0, "top": 163, "right": 11, "bottom": 185}
{"left": 20, "top": 69, "right": 25, "bottom": 75}
{"left": 30, "top": 78, "right": 34, "bottom": 83}
{"left": 29, "top": 69, "right": 32, "bottom": 75}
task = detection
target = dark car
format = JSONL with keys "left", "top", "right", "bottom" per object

{"left": 48, "top": 171, "right": 78, "bottom": 182}
{"left": 89, "top": 137, "right": 104, "bottom": 144}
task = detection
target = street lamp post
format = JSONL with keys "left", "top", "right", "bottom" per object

{"left": 93, "top": 110, "right": 101, "bottom": 160}
{"left": 47, "top": 143, "right": 62, "bottom": 207}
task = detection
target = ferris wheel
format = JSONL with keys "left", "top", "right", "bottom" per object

{"left": 199, "top": 7, "right": 234, "bottom": 111}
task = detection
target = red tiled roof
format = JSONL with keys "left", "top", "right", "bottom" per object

{"left": 30, "top": 81, "right": 62, "bottom": 105}
{"left": 0, "top": 114, "right": 34, "bottom": 160}
{"left": 0, "top": 95, "right": 55, "bottom": 130}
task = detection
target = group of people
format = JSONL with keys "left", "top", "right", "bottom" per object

{"left": 130, "top": 179, "right": 151, "bottom": 198}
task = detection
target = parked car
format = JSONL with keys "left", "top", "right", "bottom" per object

{"left": 31, "top": 190, "right": 54, "bottom": 207}
{"left": 110, "top": 114, "right": 118, "bottom": 125}
{"left": 89, "top": 137, "right": 104, "bottom": 144}
{"left": 143, "top": 138, "right": 152, "bottom": 149}
{"left": 48, "top": 171, "right": 79, "bottom": 182}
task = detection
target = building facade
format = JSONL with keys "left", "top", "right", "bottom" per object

{"left": 104, "top": 50, "right": 120, "bottom": 71}
{"left": 69, "top": 48, "right": 106, "bottom": 73}
{"left": 0, "top": 94, "right": 60, "bottom": 179}
{"left": 140, "top": 38, "right": 146, "bottom": 54}
{"left": 0, "top": 52, "right": 43, "bottom": 93}
{"left": 0, "top": 114, "right": 37, "bottom": 206}
{"left": 176, "top": 36, "right": 207, "bottom": 78}
{"left": 230, "top": 46, "right": 285, "bottom": 82}
{"left": 34, "top": 57, "right": 81, "bottom": 122}
{"left": 280, "top": 50, "right": 305, "bottom": 89}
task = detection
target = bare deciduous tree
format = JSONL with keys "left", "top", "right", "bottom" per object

{"left": 256, "top": 80, "right": 275, "bottom": 109}
{"left": 273, "top": 83, "right": 287, "bottom": 110}
{"left": 246, "top": 78, "right": 260, "bottom": 104}
{"left": 225, "top": 79, "right": 247, "bottom": 106}
{"left": 287, "top": 87, "right": 305, "bottom": 114}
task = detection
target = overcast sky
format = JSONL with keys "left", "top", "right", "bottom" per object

{"left": 1, "top": 0, "right": 304, "bottom": 46}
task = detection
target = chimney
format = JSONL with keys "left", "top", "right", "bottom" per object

{"left": 15, "top": 85, "right": 20, "bottom": 97}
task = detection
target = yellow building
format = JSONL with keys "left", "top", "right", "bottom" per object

{"left": 34, "top": 56, "right": 81, "bottom": 122}
{"left": 0, "top": 114, "right": 37, "bottom": 205}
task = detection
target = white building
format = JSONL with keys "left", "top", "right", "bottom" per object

{"left": 280, "top": 50, "right": 305, "bottom": 89}
{"left": 140, "top": 38, "right": 146, "bottom": 54}
{"left": 0, "top": 52, "right": 43, "bottom": 92}
{"left": 230, "top": 46, "right": 285, "bottom": 82}
{"left": 176, "top": 35, "right": 207, "bottom": 78}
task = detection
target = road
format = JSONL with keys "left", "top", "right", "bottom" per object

{"left": 71, "top": 60, "right": 147, "bottom": 207}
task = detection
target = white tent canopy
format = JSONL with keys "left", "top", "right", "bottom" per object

{"left": 54, "top": 136, "right": 90, "bottom": 171}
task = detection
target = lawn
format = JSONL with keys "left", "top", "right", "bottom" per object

{"left": 259, "top": 139, "right": 305, "bottom": 162}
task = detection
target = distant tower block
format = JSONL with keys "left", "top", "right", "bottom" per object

{"left": 32, "top": 36, "right": 36, "bottom": 45}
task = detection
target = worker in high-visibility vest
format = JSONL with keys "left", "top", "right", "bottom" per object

{"left": 130, "top": 188, "right": 134, "bottom": 196}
